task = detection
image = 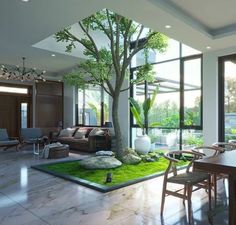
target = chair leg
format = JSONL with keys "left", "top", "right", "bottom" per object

{"left": 160, "top": 182, "right": 167, "bottom": 216}
{"left": 208, "top": 176, "right": 212, "bottom": 211}
{"left": 213, "top": 174, "right": 217, "bottom": 207}
{"left": 183, "top": 186, "right": 186, "bottom": 205}
{"left": 187, "top": 184, "right": 193, "bottom": 224}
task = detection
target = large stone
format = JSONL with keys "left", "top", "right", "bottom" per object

{"left": 80, "top": 156, "right": 122, "bottom": 169}
{"left": 123, "top": 147, "right": 139, "bottom": 156}
{"left": 95, "top": 150, "right": 114, "bottom": 157}
{"left": 122, "top": 153, "right": 141, "bottom": 165}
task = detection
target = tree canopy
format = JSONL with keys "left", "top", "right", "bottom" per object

{"left": 55, "top": 8, "right": 168, "bottom": 159}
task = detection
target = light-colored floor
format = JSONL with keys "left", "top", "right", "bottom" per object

{"left": 0, "top": 147, "right": 228, "bottom": 225}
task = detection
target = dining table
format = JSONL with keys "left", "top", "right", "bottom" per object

{"left": 194, "top": 150, "right": 236, "bottom": 225}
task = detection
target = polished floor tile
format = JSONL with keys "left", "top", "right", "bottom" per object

{"left": 0, "top": 147, "right": 229, "bottom": 225}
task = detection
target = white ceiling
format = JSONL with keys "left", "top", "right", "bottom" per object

{"left": 1, "top": 0, "right": 236, "bottom": 77}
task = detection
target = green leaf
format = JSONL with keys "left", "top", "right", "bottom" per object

{"left": 149, "top": 122, "right": 160, "bottom": 127}
{"left": 129, "top": 97, "right": 141, "bottom": 114}
{"left": 150, "top": 88, "right": 158, "bottom": 108}
{"left": 130, "top": 107, "right": 143, "bottom": 128}
{"left": 143, "top": 98, "right": 151, "bottom": 120}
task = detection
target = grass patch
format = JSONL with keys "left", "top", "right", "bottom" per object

{"left": 40, "top": 157, "right": 187, "bottom": 187}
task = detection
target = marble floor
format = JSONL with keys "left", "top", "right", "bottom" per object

{"left": 0, "top": 147, "right": 228, "bottom": 225}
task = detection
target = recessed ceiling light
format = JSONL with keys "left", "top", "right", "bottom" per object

{"left": 21, "top": 0, "right": 29, "bottom": 2}
{"left": 206, "top": 46, "right": 211, "bottom": 49}
{"left": 51, "top": 54, "right": 56, "bottom": 57}
{"left": 165, "top": 25, "right": 171, "bottom": 29}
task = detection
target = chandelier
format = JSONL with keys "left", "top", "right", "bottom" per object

{"left": 0, "top": 57, "right": 46, "bottom": 82}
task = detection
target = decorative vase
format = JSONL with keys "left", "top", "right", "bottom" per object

{"left": 134, "top": 134, "right": 151, "bottom": 155}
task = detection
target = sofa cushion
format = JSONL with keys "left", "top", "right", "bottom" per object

{"left": 58, "top": 128, "right": 76, "bottom": 137}
{"left": 79, "top": 127, "right": 93, "bottom": 138}
{"left": 74, "top": 130, "right": 86, "bottom": 139}
{"left": 89, "top": 128, "right": 105, "bottom": 136}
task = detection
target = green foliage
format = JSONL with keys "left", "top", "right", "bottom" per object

{"left": 129, "top": 88, "right": 159, "bottom": 134}
{"left": 55, "top": 9, "right": 168, "bottom": 93}
{"left": 183, "top": 134, "right": 203, "bottom": 146}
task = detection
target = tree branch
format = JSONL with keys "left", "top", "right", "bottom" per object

{"left": 78, "top": 21, "right": 100, "bottom": 60}
{"left": 64, "top": 29, "right": 95, "bottom": 56}
{"left": 126, "top": 32, "right": 156, "bottom": 67}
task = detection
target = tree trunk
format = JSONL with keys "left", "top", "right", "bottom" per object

{"left": 112, "top": 93, "right": 124, "bottom": 160}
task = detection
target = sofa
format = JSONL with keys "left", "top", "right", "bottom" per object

{"left": 55, "top": 127, "right": 112, "bottom": 152}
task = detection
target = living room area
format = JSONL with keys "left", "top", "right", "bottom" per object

{"left": 2, "top": 1, "right": 236, "bottom": 225}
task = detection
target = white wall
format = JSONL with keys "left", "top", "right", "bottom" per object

{"left": 63, "top": 84, "right": 75, "bottom": 128}
{"left": 203, "top": 46, "right": 236, "bottom": 145}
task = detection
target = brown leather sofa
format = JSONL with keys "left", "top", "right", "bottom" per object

{"left": 55, "top": 127, "right": 112, "bottom": 152}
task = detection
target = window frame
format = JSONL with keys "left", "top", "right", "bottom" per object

{"left": 75, "top": 86, "right": 109, "bottom": 127}
{"left": 129, "top": 40, "right": 203, "bottom": 149}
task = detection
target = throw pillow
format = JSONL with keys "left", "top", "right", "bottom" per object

{"left": 74, "top": 130, "right": 85, "bottom": 139}
{"left": 95, "top": 130, "right": 105, "bottom": 136}
{"left": 89, "top": 128, "right": 105, "bottom": 136}
{"left": 89, "top": 128, "right": 99, "bottom": 136}
{"left": 58, "top": 128, "right": 75, "bottom": 137}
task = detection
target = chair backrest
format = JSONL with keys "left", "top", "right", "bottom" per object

{"left": 212, "top": 142, "right": 236, "bottom": 151}
{"left": 163, "top": 150, "right": 204, "bottom": 177}
{"left": 192, "top": 146, "right": 224, "bottom": 157}
{"left": 21, "top": 128, "right": 42, "bottom": 140}
{"left": 0, "top": 129, "right": 9, "bottom": 141}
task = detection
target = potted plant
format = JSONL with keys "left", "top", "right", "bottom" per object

{"left": 129, "top": 88, "right": 159, "bottom": 154}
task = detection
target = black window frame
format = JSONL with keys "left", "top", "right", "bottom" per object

{"left": 75, "top": 86, "right": 108, "bottom": 127}
{"left": 129, "top": 41, "right": 203, "bottom": 149}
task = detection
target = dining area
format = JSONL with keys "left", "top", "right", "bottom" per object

{"left": 194, "top": 144, "right": 236, "bottom": 225}
{"left": 160, "top": 142, "right": 236, "bottom": 225}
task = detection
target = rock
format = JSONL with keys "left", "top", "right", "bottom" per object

{"left": 95, "top": 150, "right": 114, "bottom": 157}
{"left": 145, "top": 157, "right": 155, "bottom": 162}
{"left": 122, "top": 153, "right": 141, "bottom": 165}
{"left": 123, "top": 147, "right": 139, "bottom": 156}
{"left": 80, "top": 156, "right": 122, "bottom": 169}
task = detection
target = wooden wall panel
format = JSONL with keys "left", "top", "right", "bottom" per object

{"left": 35, "top": 81, "right": 63, "bottom": 129}
{"left": 0, "top": 96, "right": 17, "bottom": 137}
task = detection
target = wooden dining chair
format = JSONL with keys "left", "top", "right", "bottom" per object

{"left": 191, "top": 146, "right": 225, "bottom": 206}
{"left": 212, "top": 142, "right": 236, "bottom": 151}
{"left": 160, "top": 150, "right": 212, "bottom": 224}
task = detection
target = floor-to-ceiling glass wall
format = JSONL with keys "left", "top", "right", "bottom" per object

{"left": 130, "top": 39, "right": 203, "bottom": 150}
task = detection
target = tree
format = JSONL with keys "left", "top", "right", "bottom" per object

{"left": 55, "top": 9, "right": 168, "bottom": 159}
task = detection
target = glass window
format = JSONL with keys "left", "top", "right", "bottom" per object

{"left": 0, "top": 86, "right": 28, "bottom": 94}
{"left": 182, "top": 129, "right": 203, "bottom": 149}
{"left": 224, "top": 60, "right": 236, "bottom": 141}
{"left": 150, "top": 60, "right": 180, "bottom": 128}
{"left": 181, "top": 44, "right": 201, "bottom": 57}
{"left": 77, "top": 85, "right": 109, "bottom": 126}
{"left": 183, "top": 58, "right": 201, "bottom": 126}
{"left": 131, "top": 39, "right": 180, "bottom": 68}
{"left": 84, "top": 86, "right": 101, "bottom": 126}
{"left": 78, "top": 89, "right": 84, "bottom": 124}
{"left": 130, "top": 38, "right": 202, "bottom": 150}
{"left": 155, "top": 39, "right": 180, "bottom": 63}
{"left": 21, "top": 103, "right": 28, "bottom": 128}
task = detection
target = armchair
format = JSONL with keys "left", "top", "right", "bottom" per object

{"left": 20, "top": 128, "right": 48, "bottom": 154}
{"left": 0, "top": 129, "right": 19, "bottom": 151}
